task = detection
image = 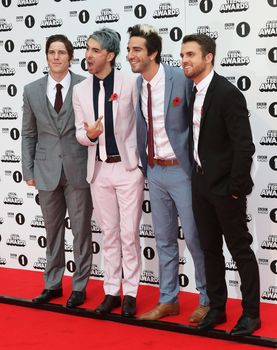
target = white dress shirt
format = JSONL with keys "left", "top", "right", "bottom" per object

{"left": 47, "top": 71, "right": 71, "bottom": 107}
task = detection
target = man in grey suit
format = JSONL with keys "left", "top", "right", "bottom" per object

{"left": 21, "top": 34, "right": 92, "bottom": 308}
{"left": 127, "top": 24, "right": 209, "bottom": 322}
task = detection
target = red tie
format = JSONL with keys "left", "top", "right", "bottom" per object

{"left": 54, "top": 83, "right": 63, "bottom": 113}
{"left": 147, "top": 83, "right": 154, "bottom": 167}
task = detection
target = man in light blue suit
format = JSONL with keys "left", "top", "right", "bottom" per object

{"left": 127, "top": 24, "right": 209, "bottom": 322}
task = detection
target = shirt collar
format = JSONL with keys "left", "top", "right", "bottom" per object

{"left": 48, "top": 71, "right": 71, "bottom": 90}
{"left": 195, "top": 69, "right": 214, "bottom": 93}
{"left": 143, "top": 63, "right": 164, "bottom": 89}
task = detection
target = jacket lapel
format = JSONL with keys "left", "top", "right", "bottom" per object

{"left": 113, "top": 69, "right": 123, "bottom": 126}
{"left": 163, "top": 64, "right": 173, "bottom": 120}
{"left": 200, "top": 72, "right": 218, "bottom": 127}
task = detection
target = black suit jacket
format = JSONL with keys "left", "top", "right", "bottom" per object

{"left": 190, "top": 72, "right": 255, "bottom": 196}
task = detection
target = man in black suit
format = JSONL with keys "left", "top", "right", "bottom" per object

{"left": 180, "top": 34, "right": 261, "bottom": 336}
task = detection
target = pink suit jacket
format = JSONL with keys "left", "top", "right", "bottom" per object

{"left": 73, "top": 69, "right": 139, "bottom": 183}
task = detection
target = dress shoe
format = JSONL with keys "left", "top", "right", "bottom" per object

{"left": 189, "top": 305, "right": 210, "bottom": 323}
{"left": 230, "top": 315, "right": 261, "bottom": 336}
{"left": 95, "top": 295, "right": 121, "bottom": 314}
{"left": 197, "top": 309, "right": 227, "bottom": 330}
{"left": 32, "top": 288, "right": 63, "bottom": 303}
{"left": 138, "top": 303, "right": 180, "bottom": 320}
{"left": 66, "top": 291, "right": 86, "bottom": 308}
{"left": 121, "top": 295, "right": 136, "bottom": 317}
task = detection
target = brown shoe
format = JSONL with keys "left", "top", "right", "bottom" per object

{"left": 189, "top": 305, "right": 210, "bottom": 323}
{"left": 139, "top": 303, "right": 180, "bottom": 320}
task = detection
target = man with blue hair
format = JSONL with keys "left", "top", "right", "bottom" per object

{"left": 73, "top": 28, "right": 144, "bottom": 317}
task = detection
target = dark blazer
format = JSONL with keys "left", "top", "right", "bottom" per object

{"left": 136, "top": 63, "right": 193, "bottom": 176}
{"left": 190, "top": 72, "right": 255, "bottom": 196}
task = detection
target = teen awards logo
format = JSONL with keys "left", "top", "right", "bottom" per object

{"left": 260, "top": 183, "right": 277, "bottom": 198}
{"left": 73, "top": 35, "right": 87, "bottom": 49}
{"left": 261, "top": 235, "right": 277, "bottom": 250}
{"left": 33, "top": 257, "right": 46, "bottom": 270}
{"left": 95, "top": 8, "right": 119, "bottom": 23}
{"left": 179, "top": 256, "right": 187, "bottom": 265}
{"left": 197, "top": 26, "right": 218, "bottom": 39}
{"left": 221, "top": 50, "right": 250, "bottom": 66}
{"left": 40, "top": 14, "right": 63, "bottom": 28}
{"left": 225, "top": 259, "right": 238, "bottom": 271}
{"left": 91, "top": 264, "right": 104, "bottom": 278}
{"left": 161, "top": 54, "right": 180, "bottom": 67}
{"left": 6, "top": 234, "right": 26, "bottom": 247}
{"left": 91, "top": 220, "right": 101, "bottom": 233}
{"left": 3, "top": 192, "right": 23, "bottom": 205}
{"left": 260, "top": 130, "right": 277, "bottom": 146}
{"left": 262, "top": 286, "right": 277, "bottom": 301}
{"left": 31, "top": 215, "right": 45, "bottom": 228}
{"left": 259, "top": 20, "right": 277, "bottom": 38}
{"left": 17, "top": 0, "right": 39, "bottom": 6}
{"left": 0, "top": 18, "right": 13, "bottom": 31}
{"left": 153, "top": 3, "right": 180, "bottom": 18}
{"left": 0, "top": 64, "right": 15, "bottom": 76}
{"left": 259, "top": 76, "right": 277, "bottom": 92}
{"left": 20, "top": 39, "right": 41, "bottom": 53}
{"left": 0, "top": 107, "right": 18, "bottom": 120}
{"left": 220, "top": 0, "right": 249, "bottom": 13}
{"left": 140, "top": 270, "right": 159, "bottom": 285}
{"left": 0, "top": 257, "right": 7, "bottom": 265}
{"left": 1, "top": 150, "right": 20, "bottom": 163}
{"left": 140, "top": 224, "right": 155, "bottom": 238}
{"left": 65, "top": 240, "right": 73, "bottom": 252}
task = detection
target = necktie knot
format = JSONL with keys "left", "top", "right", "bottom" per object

{"left": 56, "top": 83, "right": 63, "bottom": 92}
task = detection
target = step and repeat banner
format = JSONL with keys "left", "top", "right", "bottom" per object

{"left": 0, "top": 0, "right": 276, "bottom": 304}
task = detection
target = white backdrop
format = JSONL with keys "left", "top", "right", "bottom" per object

{"left": 0, "top": 0, "right": 276, "bottom": 304}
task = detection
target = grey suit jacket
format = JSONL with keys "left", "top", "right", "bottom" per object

{"left": 136, "top": 63, "right": 193, "bottom": 176}
{"left": 21, "top": 71, "right": 89, "bottom": 191}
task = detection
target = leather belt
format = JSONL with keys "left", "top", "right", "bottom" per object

{"left": 195, "top": 164, "right": 204, "bottom": 175}
{"left": 105, "top": 155, "right": 121, "bottom": 163}
{"left": 153, "top": 159, "right": 180, "bottom": 166}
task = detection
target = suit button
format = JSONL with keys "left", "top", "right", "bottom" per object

{"left": 58, "top": 155, "right": 62, "bottom": 158}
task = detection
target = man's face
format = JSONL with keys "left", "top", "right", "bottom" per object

{"left": 180, "top": 41, "right": 212, "bottom": 84}
{"left": 47, "top": 41, "right": 70, "bottom": 76}
{"left": 127, "top": 36, "right": 153, "bottom": 75}
{"left": 85, "top": 38, "right": 114, "bottom": 76}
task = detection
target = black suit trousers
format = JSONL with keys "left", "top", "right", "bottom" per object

{"left": 191, "top": 168, "right": 260, "bottom": 318}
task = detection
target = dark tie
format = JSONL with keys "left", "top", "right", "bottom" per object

{"left": 189, "top": 85, "right": 197, "bottom": 112}
{"left": 147, "top": 83, "right": 154, "bottom": 167}
{"left": 54, "top": 83, "right": 63, "bottom": 113}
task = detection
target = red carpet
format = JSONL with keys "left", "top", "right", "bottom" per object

{"left": 0, "top": 267, "right": 276, "bottom": 350}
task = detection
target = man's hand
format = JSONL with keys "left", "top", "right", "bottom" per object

{"left": 26, "top": 179, "right": 35, "bottom": 186}
{"left": 84, "top": 116, "right": 104, "bottom": 139}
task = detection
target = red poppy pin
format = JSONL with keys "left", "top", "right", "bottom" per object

{"left": 109, "top": 93, "right": 118, "bottom": 102}
{"left": 172, "top": 96, "right": 181, "bottom": 106}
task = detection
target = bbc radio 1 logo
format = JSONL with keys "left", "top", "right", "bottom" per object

{"left": 153, "top": 3, "right": 180, "bottom": 18}
{"left": 3, "top": 192, "right": 23, "bottom": 205}
{"left": 0, "top": 107, "right": 18, "bottom": 120}
{"left": 197, "top": 26, "right": 218, "bottom": 40}
{"left": 221, "top": 50, "right": 250, "bottom": 66}
{"left": 6, "top": 234, "right": 26, "bottom": 247}
{"left": 260, "top": 130, "right": 277, "bottom": 146}
{"left": 260, "top": 183, "right": 277, "bottom": 199}
{"left": 20, "top": 39, "right": 41, "bottom": 53}
{"left": 0, "top": 64, "right": 15, "bottom": 76}
{"left": 259, "top": 76, "right": 277, "bottom": 92}
{"left": 140, "top": 224, "right": 155, "bottom": 238}
{"left": 269, "top": 156, "right": 277, "bottom": 171}
{"left": 91, "top": 264, "right": 104, "bottom": 278}
{"left": 270, "top": 208, "right": 277, "bottom": 223}
{"left": 261, "top": 235, "right": 277, "bottom": 250}
{"left": 161, "top": 54, "right": 180, "bottom": 67}
{"left": 259, "top": 20, "right": 277, "bottom": 38}
{"left": 33, "top": 257, "right": 46, "bottom": 270}
{"left": 17, "top": 0, "right": 39, "bottom": 6}
{"left": 40, "top": 14, "right": 63, "bottom": 28}
{"left": 73, "top": 35, "right": 88, "bottom": 49}
{"left": 220, "top": 0, "right": 249, "bottom": 13}
{"left": 95, "top": 8, "right": 119, "bottom": 23}
{"left": 225, "top": 259, "right": 238, "bottom": 271}
{"left": 31, "top": 215, "right": 45, "bottom": 228}
{"left": 140, "top": 270, "right": 159, "bottom": 285}
{"left": 262, "top": 286, "right": 277, "bottom": 301}
{"left": 0, "top": 18, "right": 13, "bottom": 32}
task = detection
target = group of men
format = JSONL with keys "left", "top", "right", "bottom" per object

{"left": 21, "top": 24, "right": 261, "bottom": 336}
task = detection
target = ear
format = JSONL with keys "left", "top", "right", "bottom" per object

{"left": 149, "top": 50, "right": 158, "bottom": 61}
{"left": 206, "top": 52, "right": 213, "bottom": 64}
{"left": 107, "top": 51, "right": 115, "bottom": 63}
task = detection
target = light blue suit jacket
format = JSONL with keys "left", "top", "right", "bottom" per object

{"left": 135, "top": 63, "right": 193, "bottom": 176}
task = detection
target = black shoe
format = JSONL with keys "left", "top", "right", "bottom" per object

{"left": 121, "top": 295, "right": 136, "bottom": 317}
{"left": 230, "top": 315, "right": 261, "bottom": 336}
{"left": 197, "top": 309, "right": 227, "bottom": 330}
{"left": 95, "top": 295, "right": 121, "bottom": 314}
{"left": 66, "top": 291, "right": 86, "bottom": 308}
{"left": 32, "top": 288, "right": 63, "bottom": 303}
